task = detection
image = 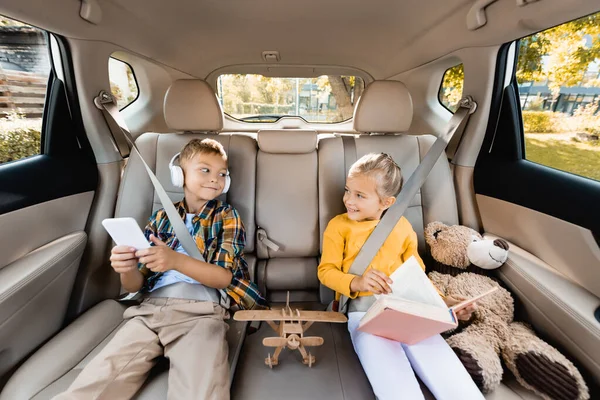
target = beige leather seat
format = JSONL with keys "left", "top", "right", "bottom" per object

{"left": 1, "top": 79, "right": 543, "bottom": 399}
{"left": 232, "top": 81, "right": 542, "bottom": 400}
{"left": 231, "top": 128, "right": 375, "bottom": 399}
{"left": 254, "top": 129, "right": 321, "bottom": 303}
{"left": 319, "top": 81, "right": 459, "bottom": 263}
{"left": 316, "top": 81, "right": 542, "bottom": 400}
{"left": 0, "top": 80, "right": 256, "bottom": 399}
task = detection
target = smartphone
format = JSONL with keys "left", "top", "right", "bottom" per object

{"left": 102, "top": 217, "right": 151, "bottom": 250}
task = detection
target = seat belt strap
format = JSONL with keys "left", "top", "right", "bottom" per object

{"left": 446, "top": 98, "right": 478, "bottom": 161}
{"left": 94, "top": 90, "right": 231, "bottom": 309}
{"left": 338, "top": 96, "right": 476, "bottom": 313}
{"left": 341, "top": 135, "right": 357, "bottom": 177}
{"left": 94, "top": 91, "right": 131, "bottom": 158}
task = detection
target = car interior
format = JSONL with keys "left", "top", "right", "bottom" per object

{"left": 0, "top": 0, "right": 599, "bottom": 399}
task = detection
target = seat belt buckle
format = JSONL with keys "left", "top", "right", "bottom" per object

{"left": 219, "top": 290, "right": 231, "bottom": 310}
{"left": 331, "top": 300, "right": 339, "bottom": 312}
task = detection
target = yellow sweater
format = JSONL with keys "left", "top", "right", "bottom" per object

{"left": 318, "top": 213, "right": 426, "bottom": 300}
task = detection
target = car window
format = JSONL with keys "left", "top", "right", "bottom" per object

{"left": 516, "top": 11, "right": 600, "bottom": 181}
{"left": 217, "top": 74, "right": 364, "bottom": 123}
{"left": 438, "top": 64, "right": 464, "bottom": 113}
{"left": 109, "top": 57, "right": 139, "bottom": 110}
{"left": 0, "top": 16, "right": 50, "bottom": 164}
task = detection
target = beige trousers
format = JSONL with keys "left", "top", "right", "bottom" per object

{"left": 53, "top": 298, "right": 230, "bottom": 400}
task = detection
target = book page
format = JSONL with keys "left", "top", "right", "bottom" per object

{"left": 384, "top": 297, "right": 455, "bottom": 324}
{"left": 376, "top": 256, "right": 447, "bottom": 309}
{"left": 450, "top": 287, "right": 498, "bottom": 312}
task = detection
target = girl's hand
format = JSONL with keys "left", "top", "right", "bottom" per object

{"left": 135, "top": 235, "right": 181, "bottom": 273}
{"left": 445, "top": 295, "right": 477, "bottom": 321}
{"left": 110, "top": 245, "right": 139, "bottom": 274}
{"left": 351, "top": 269, "right": 393, "bottom": 295}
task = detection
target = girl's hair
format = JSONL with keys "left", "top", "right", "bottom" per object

{"left": 348, "top": 153, "right": 403, "bottom": 199}
{"left": 180, "top": 138, "right": 227, "bottom": 167}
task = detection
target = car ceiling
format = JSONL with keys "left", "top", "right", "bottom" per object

{"left": 0, "top": 0, "right": 597, "bottom": 79}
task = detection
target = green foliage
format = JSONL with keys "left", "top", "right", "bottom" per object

{"left": 0, "top": 113, "right": 41, "bottom": 163}
{"left": 109, "top": 60, "right": 139, "bottom": 109}
{"left": 110, "top": 81, "right": 123, "bottom": 102}
{"left": 522, "top": 111, "right": 558, "bottom": 133}
{"left": 523, "top": 95, "right": 544, "bottom": 111}
{"left": 517, "top": 11, "right": 600, "bottom": 97}
{"left": 439, "top": 64, "right": 464, "bottom": 112}
{"left": 126, "top": 68, "right": 138, "bottom": 98}
{"left": 572, "top": 101, "right": 600, "bottom": 135}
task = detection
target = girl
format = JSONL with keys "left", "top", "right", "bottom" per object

{"left": 318, "top": 153, "right": 484, "bottom": 400}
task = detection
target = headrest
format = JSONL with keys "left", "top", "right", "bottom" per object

{"left": 257, "top": 130, "right": 318, "bottom": 154}
{"left": 353, "top": 81, "right": 413, "bottom": 134}
{"left": 164, "top": 80, "right": 223, "bottom": 132}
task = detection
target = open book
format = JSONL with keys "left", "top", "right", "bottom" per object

{"left": 357, "top": 256, "right": 497, "bottom": 345}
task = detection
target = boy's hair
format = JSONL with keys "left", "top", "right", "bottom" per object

{"left": 348, "top": 153, "right": 403, "bottom": 199}
{"left": 179, "top": 138, "right": 228, "bottom": 167}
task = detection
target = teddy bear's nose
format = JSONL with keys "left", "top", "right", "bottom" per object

{"left": 493, "top": 239, "right": 509, "bottom": 250}
{"left": 433, "top": 230, "right": 442, "bottom": 239}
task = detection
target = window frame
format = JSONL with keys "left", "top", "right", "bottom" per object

{"left": 216, "top": 74, "right": 365, "bottom": 124}
{"left": 0, "top": 26, "right": 98, "bottom": 215}
{"left": 473, "top": 40, "right": 600, "bottom": 235}
{"left": 438, "top": 63, "right": 464, "bottom": 114}
{"left": 108, "top": 56, "right": 140, "bottom": 111}
{"left": 513, "top": 14, "right": 600, "bottom": 183}
{"left": 0, "top": 17, "right": 52, "bottom": 165}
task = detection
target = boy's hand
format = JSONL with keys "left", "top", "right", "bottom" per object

{"left": 136, "top": 235, "right": 181, "bottom": 273}
{"left": 445, "top": 295, "right": 477, "bottom": 321}
{"left": 110, "top": 245, "right": 139, "bottom": 274}
{"left": 350, "top": 269, "right": 393, "bottom": 295}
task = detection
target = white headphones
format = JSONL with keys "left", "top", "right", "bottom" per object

{"left": 169, "top": 152, "right": 231, "bottom": 193}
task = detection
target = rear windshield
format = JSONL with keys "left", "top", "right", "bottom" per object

{"left": 217, "top": 74, "right": 364, "bottom": 123}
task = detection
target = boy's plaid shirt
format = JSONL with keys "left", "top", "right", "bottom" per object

{"left": 140, "top": 198, "right": 267, "bottom": 310}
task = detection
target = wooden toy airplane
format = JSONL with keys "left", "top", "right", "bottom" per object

{"left": 234, "top": 293, "right": 347, "bottom": 368}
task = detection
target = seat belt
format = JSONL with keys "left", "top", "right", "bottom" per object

{"left": 341, "top": 135, "right": 357, "bottom": 176}
{"left": 337, "top": 96, "right": 477, "bottom": 313}
{"left": 94, "top": 90, "right": 231, "bottom": 309}
{"left": 94, "top": 91, "right": 131, "bottom": 158}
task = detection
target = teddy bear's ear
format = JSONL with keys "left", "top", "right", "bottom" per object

{"left": 425, "top": 221, "right": 447, "bottom": 246}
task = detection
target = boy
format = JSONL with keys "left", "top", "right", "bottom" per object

{"left": 55, "top": 138, "right": 267, "bottom": 400}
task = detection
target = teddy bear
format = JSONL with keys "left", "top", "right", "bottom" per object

{"left": 424, "top": 221, "right": 589, "bottom": 400}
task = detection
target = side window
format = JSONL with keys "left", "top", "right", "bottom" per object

{"left": 516, "top": 11, "right": 600, "bottom": 181}
{"left": 108, "top": 57, "right": 139, "bottom": 110}
{"left": 438, "top": 63, "right": 464, "bottom": 113}
{"left": 0, "top": 16, "right": 50, "bottom": 164}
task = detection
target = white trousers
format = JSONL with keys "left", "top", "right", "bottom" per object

{"left": 348, "top": 312, "right": 484, "bottom": 400}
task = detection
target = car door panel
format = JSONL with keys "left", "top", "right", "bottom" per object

{"left": 0, "top": 231, "right": 87, "bottom": 377}
{"left": 0, "top": 26, "right": 98, "bottom": 382}
{"left": 478, "top": 194, "right": 600, "bottom": 298}
{"left": 489, "top": 235, "right": 600, "bottom": 379}
{"left": 473, "top": 42, "right": 600, "bottom": 390}
{"left": 0, "top": 192, "right": 93, "bottom": 269}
